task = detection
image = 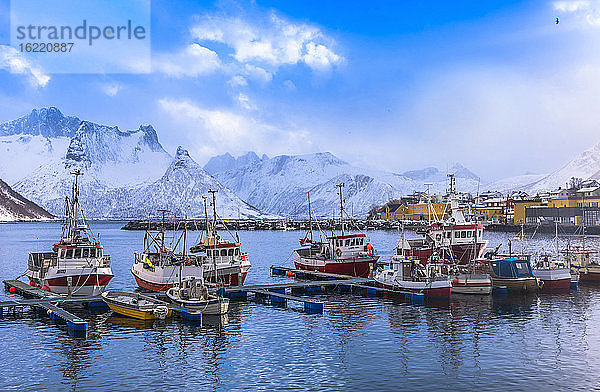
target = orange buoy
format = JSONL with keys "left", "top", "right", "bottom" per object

{"left": 451, "top": 278, "right": 458, "bottom": 285}
{"left": 286, "top": 271, "right": 294, "bottom": 277}
{"left": 9, "top": 287, "right": 16, "bottom": 294}
{"left": 29, "top": 281, "right": 36, "bottom": 286}
{"left": 41, "top": 286, "right": 51, "bottom": 291}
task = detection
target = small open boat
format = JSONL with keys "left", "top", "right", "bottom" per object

{"left": 166, "top": 277, "right": 229, "bottom": 315}
{"left": 452, "top": 273, "right": 492, "bottom": 295}
{"left": 102, "top": 291, "right": 172, "bottom": 320}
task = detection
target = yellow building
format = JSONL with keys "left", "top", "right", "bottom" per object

{"left": 382, "top": 202, "right": 451, "bottom": 221}
{"left": 476, "top": 206, "right": 504, "bottom": 223}
{"left": 513, "top": 200, "right": 542, "bottom": 223}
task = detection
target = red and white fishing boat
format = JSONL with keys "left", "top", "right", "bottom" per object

{"left": 293, "top": 184, "right": 379, "bottom": 278}
{"left": 374, "top": 255, "right": 452, "bottom": 298}
{"left": 26, "top": 170, "right": 113, "bottom": 296}
{"left": 131, "top": 190, "right": 250, "bottom": 292}
{"left": 532, "top": 254, "right": 572, "bottom": 292}
{"left": 397, "top": 175, "right": 487, "bottom": 265}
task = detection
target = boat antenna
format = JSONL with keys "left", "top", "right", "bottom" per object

{"left": 158, "top": 209, "right": 168, "bottom": 251}
{"left": 307, "top": 191, "right": 313, "bottom": 242}
{"left": 202, "top": 196, "right": 209, "bottom": 237}
{"left": 336, "top": 183, "right": 345, "bottom": 236}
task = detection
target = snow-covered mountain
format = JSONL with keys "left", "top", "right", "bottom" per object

{"left": 484, "top": 140, "right": 600, "bottom": 194}
{"left": 204, "top": 151, "right": 268, "bottom": 175}
{"left": 0, "top": 178, "right": 53, "bottom": 221}
{"left": 0, "top": 107, "right": 78, "bottom": 183}
{"left": 522, "top": 141, "right": 600, "bottom": 192}
{"left": 4, "top": 108, "right": 269, "bottom": 219}
{"left": 206, "top": 151, "right": 481, "bottom": 218}
{"left": 91, "top": 147, "right": 266, "bottom": 219}
{"left": 402, "top": 163, "right": 480, "bottom": 183}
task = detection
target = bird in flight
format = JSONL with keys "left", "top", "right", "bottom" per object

{"left": 555, "top": 17, "right": 560, "bottom": 24}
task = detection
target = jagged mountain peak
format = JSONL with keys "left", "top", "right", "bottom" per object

{"left": 0, "top": 106, "right": 81, "bottom": 138}
{"left": 0, "top": 177, "right": 54, "bottom": 221}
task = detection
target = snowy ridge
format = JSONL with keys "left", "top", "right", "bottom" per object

{"left": 208, "top": 151, "right": 481, "bottom": 218}
{"left": 6, "top": 107, "right": 271, "bottom": 219}
{"left": 0, "top": 178, "right": 53, "bottom": 221}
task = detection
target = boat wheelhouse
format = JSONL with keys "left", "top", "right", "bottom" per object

{"left": 26, "top": 170, "right": 113, "bottom": 296}
{"left": 485, "top": 257, "right": 540, "bottom": 293}
{"left": 397, "top": 175, "right": 487, "bottom": 265}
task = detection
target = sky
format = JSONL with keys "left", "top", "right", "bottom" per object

{"left": 1, "top": 0, "right": 600, "bottom": 181}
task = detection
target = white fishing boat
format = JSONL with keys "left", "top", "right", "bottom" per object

{"left": 26, "top": 170, "right": 113, "bottom": 296}
{"left": 166, "top": 276, "right": 229, "bottom": 315}
{"left": 374, "top": 255, "right": 452, "bottom": 299}
{"left": 132, "top": 190, "right": 251, "bottom": 291}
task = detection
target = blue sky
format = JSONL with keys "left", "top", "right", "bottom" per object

{"left": 1, "top": 0, "right": 600, "bottom": 181}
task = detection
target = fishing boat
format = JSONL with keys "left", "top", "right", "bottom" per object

{"left": 396, "top": 175, "right": 487, "bottom": 265}
{"left": 484, "top": 257, "right": 540, "bottom": 293}
{"left": 374, "top": 255, "right": 452, "bottom": 298}
{"left": 563, "top": 246, "right": 600, "bottom": 283}
{"left": 132, "top": 191, "right": 250, "bottom": 291}
{"left": 293, "top": 184, "right": 379, "bottom": 278}
{"left": 189, "top": 190, "right": 251, "bottom": 286}
{"left": 166, "top": 276, "right": 229, "bottom": 315}
{"left": 102, "top": 291, "right": 171, "bottom": 320}
{"left": 131, "top": 210, "right": 204, "bottom": 291}
{"left": 26, "top": 170, "right": 113, "bottom": 296}
{"left": 451, "top": 271, "right": 492, "bottom": 295}
{"left": 532, "top": 255, "right": 572, "bottom": 292}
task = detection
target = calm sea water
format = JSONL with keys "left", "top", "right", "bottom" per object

{"left": 1, "top": 222, "right": 600, "bottom": 391}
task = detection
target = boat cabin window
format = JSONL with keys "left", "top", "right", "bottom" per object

{"left": 74, "top": 249, "right": 82, "bottom": 259}
{"left": 467, "top": 231, "right": 472, "bottom": 238}
{"left": 221, "top": 249, "right": 227, "bottom": 256}
{"left": 82, "top": 248, "right": 89, "bottom": 258}
{"left": 66, "top": 249, "right": 73, "bottom": 259}
{"left": 446, "top": 232, "right": 451, "bottom": 238}
{"left": 207, "top": 249, "right": 212, "bottom": 257}
{"left": 228, "top": 249, "right": 234, "bottom": 256}
{"left": 345, "top": 239, "right": 350, "bottom": 246}
{"left": 461, "top": 231, "right": 466, "bottom": 238}
{"left": 235, "top": 248, "right": 240, "bottom": 256}
{"left": 455, "top": 232, "right": 459, "bottom": 238}
{"left": 515, "top": 262, "right": 532, "bottom": 277}
{"left": 478, "top": 230, "right": 482, "bottom": 237}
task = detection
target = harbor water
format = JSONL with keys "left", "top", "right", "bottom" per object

{"left": 1, "top": 222, "right": 600, "bottom": 391}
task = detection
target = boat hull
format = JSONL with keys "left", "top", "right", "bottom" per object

{"left": 131, "top": 260, "right": 249, "bottom": 292}
{"left": 491, "top": 277, "right": 539, "bottom": 293}
{"left": 533, "top": 268, "right": 571, "bottom": 292}
{"left": 578, "top": 266, "right": 600, "bottom": 283}
{"left": 28, "top": 271, "right": 113, "bottom": 296}
{"left": 452, "top": 274, "right": 492, "bottom": 295}
{"left": 294, "top": 254, "right": 377, "bottom": 278}
{"left": 102, "top": 292, "right": 172, "bottom": 320}
{"left": 378, "top": 282, "right": 451, "bottom": 298}
{"left": 166, "top": 293, "right": 229, "bottom": 315}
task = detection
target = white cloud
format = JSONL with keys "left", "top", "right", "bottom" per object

{"left": 99, "top": 82, "right": 123, "bottom": 97}
{"left": 158, "top": 97, "right": 311, "bottom": 158}
{"left": 228, "top": 75, "right": 248, "bottom": 87}
{"left": 283, "top": 80, "right": 296, "bottom": 91}
{"left": 236, "top": 93, "right": 257, "bottom": 110}
{"left": 553, "top": 1, "right": 600, "bottom": 25}
{"left": 190, "top": 10, "right": 344, "bottom": 73}
{"left": 153, "top": 43, "right": 222, "bottom": 77}
{"left": 0, "top": 45, "right": 50, "bottom": 88}
{"left": 553, "top": 1, "right": 590, "bottom": 12}
{"left": 244, "top": 64, "right": 273, "bottom": 83}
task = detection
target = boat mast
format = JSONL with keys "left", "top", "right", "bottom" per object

{"left": 209, "top": 189, "right": 219, "bottom": 284}
{"left": 307, "top": 191, "right": 313, "bottom": 242}
{"left": 203, "top": 196, "right": 209, "bottom": 237}
{"left": 336, "top": 183, "right": 345, "bottom": 236}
